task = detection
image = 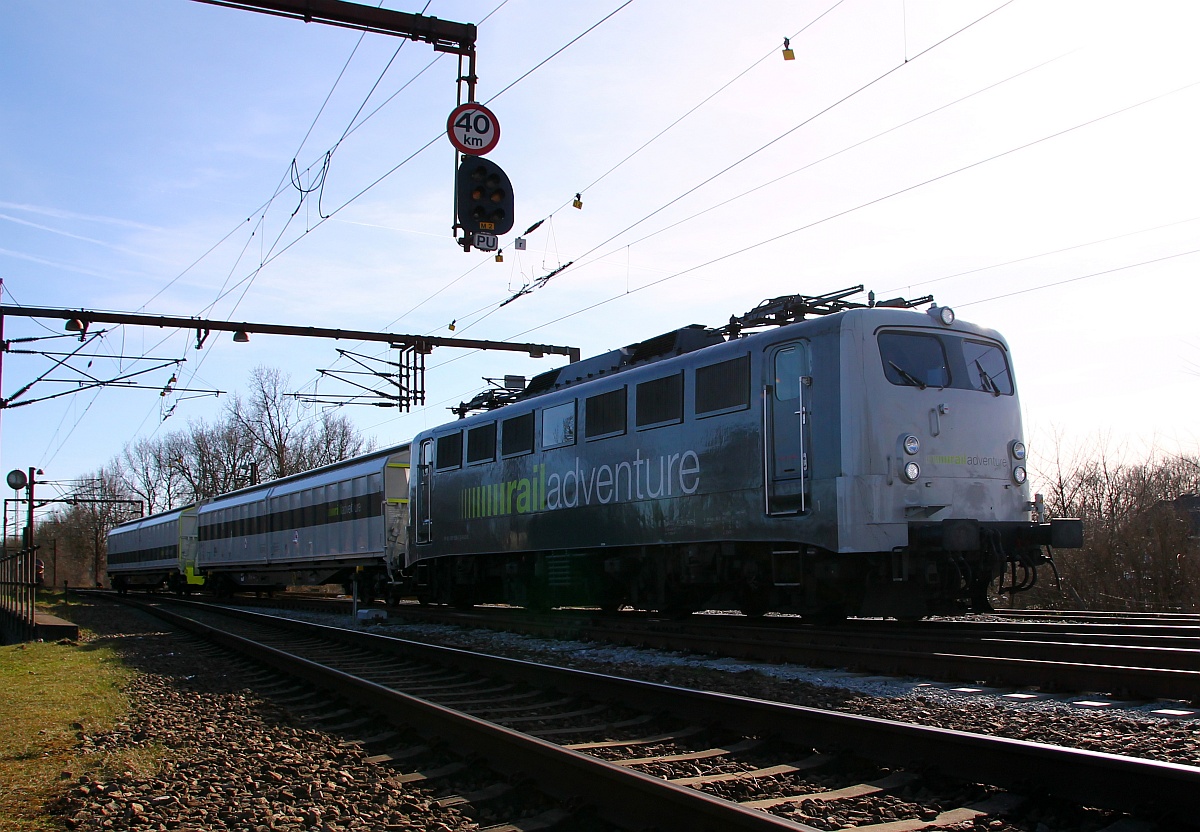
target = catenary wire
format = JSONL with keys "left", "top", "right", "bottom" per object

{"left": 462, "top": 0, "right": 1019, "bottom": 326}
{"left": 430, "top": 75, "right": 1200, "bottom": 381}
{"left": 446, "top": 48, "right": 1072, "bottom": 336}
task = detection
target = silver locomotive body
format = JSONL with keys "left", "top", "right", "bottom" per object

{"left": 406, "top": 295, "right": 1080, "bottom": 618}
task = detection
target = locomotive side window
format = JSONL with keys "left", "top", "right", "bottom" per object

{"left": 467, "top": 423, "right": 497, "bottom": 464}
{"left": 962, "top": 339, "right": 1013, "bottom": 396}
{"left": 585, "top": 388, "right": 627, "bottom": 439}
{"left": 774, "top": 345, "right": 808, "bottom": 400}
{"left": 501, "top": 412, "right": 535, "bottom": 457}
{"left": 879, "top": 332, "right": 949, "bottom": 388}
{"left": 695, "top": 354, "right": 750, "bottom": 416}
{"left": 435, "top": 432, "right": 463, "bottom": 470}
{"left": 542, "top": 401, "right": 576, "bottom": 449}
{"left": 636, "top": 373, "right": 683, "bottom": 429}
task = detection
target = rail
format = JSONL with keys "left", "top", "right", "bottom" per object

{"left": 122, "top": 595, "right": 1200, "bottom": 823}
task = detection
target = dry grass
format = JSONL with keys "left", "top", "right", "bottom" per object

{"left": 0, "top": 600, "right": 137, "bottom": 832}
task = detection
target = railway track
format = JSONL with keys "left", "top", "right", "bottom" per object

{"left": 107, "top": 594, "right": 1199, "bottom": 831}
{"left": 215, "top": 594, "right": 1200, "bottom": 703}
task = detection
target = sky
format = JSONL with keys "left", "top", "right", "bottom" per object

{"left": 2, "top": 0, "right": 1199, "bottom": 512}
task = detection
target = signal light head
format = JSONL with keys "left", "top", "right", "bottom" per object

{"left": 457, "top": 157, "right": 514, "bottom": 236}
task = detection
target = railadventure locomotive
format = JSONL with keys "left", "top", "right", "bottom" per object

{"left": 108, "top": 287, "right": 1082, "bottom": 618}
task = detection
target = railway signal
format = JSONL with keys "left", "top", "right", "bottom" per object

{"left": 456, "top": 156, "right": 514, "bottom": 240}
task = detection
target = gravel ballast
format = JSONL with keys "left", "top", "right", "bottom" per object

{"left": 47, "top": 600, "right": 481, "bottom": 832}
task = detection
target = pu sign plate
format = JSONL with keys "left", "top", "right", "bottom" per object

{"left": 472, "top": 232, "right": 499, "bottom": 251}
{"left": 447, "top": 103, "right": 500, "bottom": 156}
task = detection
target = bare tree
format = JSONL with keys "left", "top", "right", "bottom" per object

{"left": 119, "top": 436, "right": 182, "bottom": 515}
{"left": 228, "top": 366, "right": 374, "bottom": 479}
{"left": 40, "top": 468, "right": 142, "bottom": 587}
{"left": 1028, "top": 438, "right": 1200, "bottom": 612}
{"left": 171, "top": 418, "right": 259, "bottom": 501}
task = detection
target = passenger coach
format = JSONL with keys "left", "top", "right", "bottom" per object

{"left": 108, "top": 506, "right": 200, "bottom": 594}
{"left": 195, "top": 444, "right": 410, "bottom": 595}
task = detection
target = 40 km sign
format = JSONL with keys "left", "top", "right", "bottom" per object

{"left": 447, "top": 103, "right": 500, "bottom": 156}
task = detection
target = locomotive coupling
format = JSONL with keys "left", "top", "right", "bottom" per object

{"left": 1045, "top": 518, "right": 1084, "bottom": 549}
{"left": 911, "top": 518, "right": 1084, "bottom": 551}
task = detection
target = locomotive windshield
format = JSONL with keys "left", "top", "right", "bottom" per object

{"left": 878, "top": 331, "right": 1012, "bottom": 395}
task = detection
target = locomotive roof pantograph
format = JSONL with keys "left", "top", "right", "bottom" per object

{"left": 470, "top": 286, "right": 940, "bottom": 415}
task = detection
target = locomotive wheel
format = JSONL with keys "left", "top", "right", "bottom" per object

{"left": 737, "top": 559, "right": 772, "bottom": 617}
{"left": 451, "top": 586, "right": 476, "bottom": 610}
{"left": 525, "top": 584, "right": 552, "bottom": 614}
{"left": 802, "top": 605, "right": 847, "bottom": 626}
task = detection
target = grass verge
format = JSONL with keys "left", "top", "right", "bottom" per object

{"left": 0, "top": 596, "right": 140, "bottom": 832}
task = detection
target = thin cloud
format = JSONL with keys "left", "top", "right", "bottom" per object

{"left": 0, "top": 201, "right": 162, "bottom": 231}
{"left": 0, "top": 246, "right": 134, "bottom": 281}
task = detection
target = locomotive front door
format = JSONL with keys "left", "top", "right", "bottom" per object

{"left": 414, "top": 439, "right": 434, "bottom": 544}
{"left": 766, "top": 341, "right": 811, "bottom": 514}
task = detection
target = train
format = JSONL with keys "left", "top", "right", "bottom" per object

{"left": 107, "top": 287, "right": 1082, "bottom": 619}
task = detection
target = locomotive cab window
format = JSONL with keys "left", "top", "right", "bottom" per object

{"left": 542, "top": 401, "right": 576, "bottom": 449}
{"left": 695, "top": 354, "right": 750, "bottom": 416}
{"left": 501, "top": 412, "right": 535, "bottom": 457}
{"left": 467, "top": 423, "right": 497, "bottom": 465}
{"left": 879, "top": 330, "right": 1013, "bottom": 396}
{"left": 585, "top": 387, "right": 627, "bottom": 440}
{"left": 636, "top": 373, "right": 683, "bottom": 429}
{"left": 879, "top": 332, "right": 949, "bottom": 389}
{"left": 962, "top": 339, "right": 1013, "bottom": 396}
{"left": 435, "top": 431, "right": 463, "bottom": 471}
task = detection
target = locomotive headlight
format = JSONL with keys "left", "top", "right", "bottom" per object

{"left": 1012, "top": 465, "right": 1027, "bottom": 484}
{"left": 902, "top": 461, "right": 921, "bottom": 482}
{"left": 928, "top": 305, "right": 955, "bottom": 326}
{"left": 1010, "top": 440, "right": 1026, "bottom": 460}
{"left": 903, "top": 434, "right": 920, "bottom": 455}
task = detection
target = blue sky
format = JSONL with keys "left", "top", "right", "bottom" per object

{"left": 3, "top": 0, "right": 1199, "bottom": 508}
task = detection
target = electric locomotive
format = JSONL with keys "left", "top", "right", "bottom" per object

{"left": 405, "top": 286, "right": 1082, "bottom": 619}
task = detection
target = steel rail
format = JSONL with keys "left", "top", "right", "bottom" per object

{"left": 118, "top": 597, "right": 820, "bottom": 832}
{"left": 186, "top": 595, "right": 1200, "bottom": 699}
{"left": 127, "top": 596, "right": 1200, "bottom": 824}
{"left": 583, "top": 619, "right": 1200, "bottom": 702}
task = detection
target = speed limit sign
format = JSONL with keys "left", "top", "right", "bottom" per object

{"left": 447, "top": 103, "right": 500, "bottom": 156}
